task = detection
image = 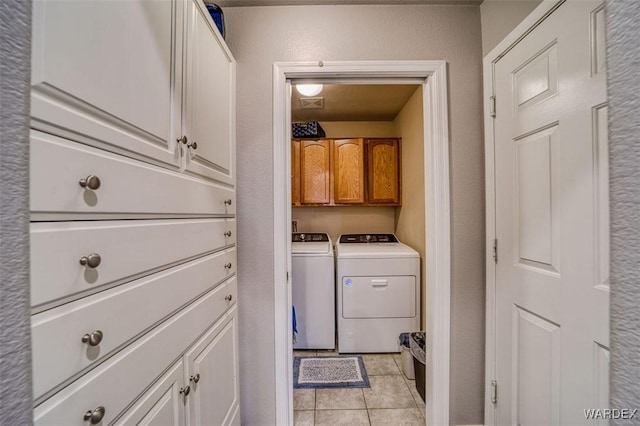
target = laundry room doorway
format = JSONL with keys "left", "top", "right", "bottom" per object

{"left": 273, "top": 61, "right": 451, "bottom": 425}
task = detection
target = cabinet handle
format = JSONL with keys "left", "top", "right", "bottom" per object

{"left": 79, "top": 175, "right": 101, "bottom": 190}
{"left": 224, "top": 263, "right": 232, "bottom": 270}
{"left": 187, "top": 141, "right": 198, "bottom": 150}
{"left": 177, "top": 135, "right": 188, "bottom": 145}
{"left": 224, "top": 230, "right": 232, "bottom": 237}
{"left": 180, "top": 386, "right": 191, "bottom": 396}
{"left": 79, "top": 253, "right": 101, "bottom": 268}
{"left": 224, "top": 199, "right": 232, "bottom": 206}
{"left": 81, "top": 330, "right": 104, "bottom": 347}
{"left": 190, "top": 373, "right": 201, "bottom": 384}
{"left": 225, "top": 294, "right": 233, "bottom": 302}
{"left": 83, "top": 406, "right": 105, "bottom": 424}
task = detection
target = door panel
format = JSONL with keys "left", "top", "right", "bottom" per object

{"left": 333, "top": 139, "right": 365, "bottom": 204}
{"left": 184, "top": 0, "right": 235, "bottom": 185}
{"left": 342, "top": 276, "right": 416, "bottom": 319}
{"left": 300, "top": 140, "right": 331, "bottom": 204}
{"left": 31, "top": 0, "right": 181, "bottom": 169}
{"left": 367, "top": 139, "right": 400, "bottom": 204}
{"left": 492, "top": 2, "right": 609, "bottom": 424}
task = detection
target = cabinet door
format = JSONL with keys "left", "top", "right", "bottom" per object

{"left": 333, "top": 139, "right": 365, "bottom": 204}
{"left": 292, "top": 140, "right": 301, "bottom": 206}
{"left": 114, "top": 361, "right": 186, "bottom": 426}
{"left": 300, "top": 140, "right": 331, "bottom": 204}
{"left": 185, "top": 306, "right": 240, "bottom": 426}
{"left": 184, "top": 0, "right": 235, "bottom": 186}
{"left": 367, "top": 139, "right": 401, "bottom": 205}
{"left": 30, "top": 0, "right": 182, "bottom": 170}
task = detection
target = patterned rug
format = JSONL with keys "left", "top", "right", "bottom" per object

{"left": 293, "top": 356, "right": 370, "bottom": 389}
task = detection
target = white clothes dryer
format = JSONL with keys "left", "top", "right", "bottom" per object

{"left": 292, "top": 233, "right": 335, "bottom": 350}
{"left": 336, "top": 234, "right": 420, "bottom": 353}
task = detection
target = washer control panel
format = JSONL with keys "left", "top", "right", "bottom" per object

{"left": 339, "top": 234, "right": 399, "bottom": 243}
{"left": 292, "top": 233, "right": 330, "bottom": 242}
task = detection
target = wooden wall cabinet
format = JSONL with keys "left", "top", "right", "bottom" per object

{"left": 366, "top": 139, "right": 401, "bottom": 205}
{"left": 292, "top": 138, "right": 401, "bottom": 206}
{"left": 333, "top": 139, "right": 365, "bottom": 204}
{"left": 300, "top": 140, "right": 332, "bottom": 204}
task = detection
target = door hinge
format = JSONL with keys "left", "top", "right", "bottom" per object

{"left": 491, "top": 380, "right": 498, "bottom": 404}
{"left": 490, "top": 96, "right": 496, "bottom": 118}
{"left": 493, "top": 239, "right": 498, "bottom": 264}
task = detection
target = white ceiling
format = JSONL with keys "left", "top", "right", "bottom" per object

{"left": 215, "top": 0, "right": 482, "bottom": 6}
{"left": 291, "top": 84, "right": 419, "bottom": 122}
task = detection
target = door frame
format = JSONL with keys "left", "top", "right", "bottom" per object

{"left": 483, "top": 1, "right": 567, "bottom": 424}
{"left": 273, "top": 60, "right": 451, "bottom": 426}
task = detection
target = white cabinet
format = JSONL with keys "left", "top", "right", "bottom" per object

{"left": 183, "top": 0, "right": 235, "bottom": 185}
{"left": 30, "top": 0, "right": 183, "bottom": 170}
{"left": 185, "top": 308, "right": 240, "bottom": 426}
{"left": 114, "top": 361, "right": 186, "bottom": 426}
{"left": 30, "top": 0, "right": 239, "bottom": 423}
{"left": 31, "top": 0, "right": 235, "bottom": 186}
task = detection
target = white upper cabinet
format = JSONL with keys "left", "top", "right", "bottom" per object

{"left": 31, "top": 0, "right": 236, "bottom": 186}
{"left": 31, "top": 0, "right": 183, "bottom": 170}
{"left": 183, "top": 0, "right": 236, "bottom": 185}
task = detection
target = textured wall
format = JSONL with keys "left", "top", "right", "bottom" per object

{"left": 606, "top": 0, "right": 640, "bottom": 419}
{"left": 480, "top": 0, "right": 542, "bottom": 56}
{"left": 223, "top": 5, "right": 485, "bottom": 424}
{"left": 393, "top": 86, "right": 427, "bottom": 329}
{"left": 319, "top": 120, "right": 397, "bottom": 138}
{"left": 0, "top": 1, "right": 33, "bottom": 425}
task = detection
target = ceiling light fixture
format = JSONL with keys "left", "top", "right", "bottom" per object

{"left": 296, "top": 84, "right": 323, "bottom": 97}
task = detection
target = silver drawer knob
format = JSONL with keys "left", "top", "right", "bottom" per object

{"left": 224, "top": 230, "right": 232, "bottom": 237}
{"left": 79, "top": 175, "right": 101, "bottom": 190}
{"left": 177, "top": 135, "right": 188, "bottom": 145}
{"left": 187, "top": 141, "right": 198, "bottom": 150}
{"left": 180, "top": 386, "right": 191, "bottom": 396}
{"left": 81, "top": 330, "right": 103, "bottom": 347}
{"left": 83, "top": 406, "right": 105, "bottom": 424}
{"left": 224, "top": 199, "right": 232, "bottom": 206}
{"left": 224, "top": 262, "right": 232, "bottom": 270}
{"left": 225, "top": 294, "right": 233, "bottom": 302}
{"left": 190, "top": 373, "right": 200, "bottom": 384}
{"left": 79, "top": 253, "right": 101, "bottom": 268}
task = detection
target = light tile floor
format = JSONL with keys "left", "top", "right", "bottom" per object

{"left": 293, "top": 351, "right": 426, "bottom": 425}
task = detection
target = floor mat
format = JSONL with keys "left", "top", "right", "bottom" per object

{"left": 293, "top": 356, "right": 370, "bottom": 389}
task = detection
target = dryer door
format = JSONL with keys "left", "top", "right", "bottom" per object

{"left": 342, "top": 276, "right": 416, "bottom": 319}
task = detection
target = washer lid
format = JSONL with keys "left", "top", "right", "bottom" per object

{"left": 336, "top": 241, "right": 419, "bottom": 258}
{"left": 292, "top": 233, "right": 333, "bottom": 254}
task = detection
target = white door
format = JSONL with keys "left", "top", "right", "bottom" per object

{"left": 30, "top": 0, "right": 182, "bottom": 170}
{"left": 492, "top": 1, "right": 609, "bottom": 425}
{"left": 184, "top": 0, "right": 235, "bottom": 185}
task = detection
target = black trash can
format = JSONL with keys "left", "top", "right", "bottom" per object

{"left": 410, "top": 332, "right": 426, "bottom": 402}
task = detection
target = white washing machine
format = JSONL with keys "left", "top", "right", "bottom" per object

{"left": 336, "top": 234, "right": 420, "bottom": 353}
{"left": 292, "top": 233, "right": 335, "bottom": 350}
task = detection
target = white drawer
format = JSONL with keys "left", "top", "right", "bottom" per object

{"left": 32, "top": 251, "right": 237, "bottom": 401}
{"left": 31, "top": 218, "right": 236, "bottom": 309}
{"left": 30, "top": 130, "right": 235, "bottom": 218}
{"left": 33, "top": 281, "right": 237, "bottom": 425}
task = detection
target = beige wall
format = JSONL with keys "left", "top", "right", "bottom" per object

{"left": 293, "top": 206, "right": 395, "bottom": 243}
{"left": 392, "top": 86, "right": 426, "bottom": 329}
{"left": 224, "top": 5, "right": 485, "bottom": 424}
{"left": 480, "top": 0, "right": 542, "bottom": 56}
{"left": 319, "top": 120, "right": 396, "bottom": 138}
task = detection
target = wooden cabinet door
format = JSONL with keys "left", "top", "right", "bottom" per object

{"left": 185, "top": 306, "right": 240, "bottom": 426}
{"left": 292, "top": 140, "right": 301, "bottom": 206}
{"left": 184, "top": 0, "right": 235, "bottom": 186}
{"left": 300, "top": 140, "right": 331, "bottom": 204}
{"left": 367, "top": 139, "right": 401, "bottom": 205}
{"left": 30, "top": 0, "right": 182, "bottom": 170}
{"left": 333, "top": 139, "right": 365, "bottom": 204}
